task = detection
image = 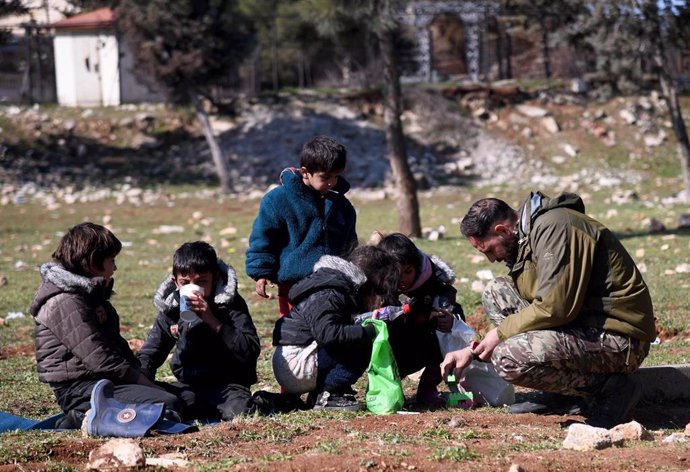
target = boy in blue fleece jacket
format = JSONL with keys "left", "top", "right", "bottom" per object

{"left": 246, "top": 135, "right": 358, "bottom": 317}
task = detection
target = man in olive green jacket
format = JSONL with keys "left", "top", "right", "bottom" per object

{"left": 442, "top": 192, "right": 655, "bottom": 428}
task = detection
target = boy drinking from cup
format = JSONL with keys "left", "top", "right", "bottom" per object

{"left": 138, "top": 241, "right": 263, "bottom": 421}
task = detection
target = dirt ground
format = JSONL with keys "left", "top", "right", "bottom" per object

{"left": 2, "top": 399, "right": 689, "bottom": 471}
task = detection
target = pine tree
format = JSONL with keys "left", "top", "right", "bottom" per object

{"left": 568, "top": 0, "right": 690, "bottom": 200}
{"left": 115, "top": 0, "right": 256, "bottom": 194}
{"left": 320, "top": 0, "right": 422, "bottom": 237}
{"left": 502, "top": 0, "right": 584, "bottom": 78}
{"left": 61, "top": 0, "right": 113, "bottom": 14}
{"left": 0, "top": 0, "right": 28, "bottom": 45}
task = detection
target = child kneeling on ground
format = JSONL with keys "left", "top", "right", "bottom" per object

{"left": 138, "top": 241, "right": 267, "bottom": 420}
{"left": 272, "top": 246, "right": 400, "bottom": 410}
{"left": 377, "top": 232, "right": 465, "bottom": 407}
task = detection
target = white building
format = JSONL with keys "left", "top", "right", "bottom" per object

{"left": 52, "top": 7, "right": 163, "bottom": 107}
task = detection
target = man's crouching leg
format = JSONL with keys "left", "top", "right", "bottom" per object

{"left": 492, "top": 329, "right": 586, "bottom": 415}
{"left": 482, "top": 277, "right": 530, "bottom": 327}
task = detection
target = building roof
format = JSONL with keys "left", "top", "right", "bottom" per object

{"left": 52, "top": 7, "right": 114, "bottom": 30}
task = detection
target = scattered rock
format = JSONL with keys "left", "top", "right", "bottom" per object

{"left": 562, "top": 144, "right": 578, "bottom": 157}
{"left": 685, "top": 422, "right": 690, "bottom": 437}
{"left": 447, "top": 416, "right": 467, "bottom": 428}
{"left": 86, "top": 438, "right": 146, "bottom": 470}
{"left": 219, "top": 226, "right": 238, "bottom": 236}
{"left": 644, "top": 130, "right": 667, "bottom": 147}
{"left": 611, "top": 190, "right": 639, "bottom": 204}
{"left": 675, "top": 264, "right": 690, "bottom": 274}
{"left": 471, "top": 280, "right": 485, "bottom": 293}
{"left": 516, "top": 104, "right": 548, "bottom": 117}
{"left": 619, "top": 109, "right": 637, "bottom": 125}
{"left": 5, "top": 312, "right": 24, "bottom": 320}
{"left": 520, "top": 127, "right": 533, "bottom": 139}
{"left": 472, "top": 107, "right": 491, "bottom": 120}
{"left": 562, "top": 423, "right": 620, "bottom": 451}
{"left": 146, "top": 453, "right": 190, "bottom": 468}
{"left": 153, "top": 225, "right": 185, "bottom": 234}
{"left": 423, "top": 225, "right": 446, "bottom": 241}
{"left": 609, "top": 421, "right": 653, "bottom": 442}
{"left": 541, "top": 116, "right": 561, "bottom": 134}
{"left": 476, "top": 269, "right": 494, "bottom": 281}
{"left": 570, "top": 78, "right": 589, "bottom": 94}
{"left": 662, "top": 433, "right": 687, "bottom": 443}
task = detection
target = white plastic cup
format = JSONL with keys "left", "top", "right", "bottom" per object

{"left": 179, "top": 284, "right": 204, "bottom": 323}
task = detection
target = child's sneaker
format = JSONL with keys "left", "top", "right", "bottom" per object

{"left": 416, "top": 385, "right": 446, "bottom": 408}
{"left": 312, "top": 391, "right": 364, "bottom": 411}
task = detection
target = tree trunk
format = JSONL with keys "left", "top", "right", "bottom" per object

{"left": 539, "top": 15, "right": 552, "bottom": 79}
{"left": 378, "top": 25, "right": 422, "bottom": 237}
{"left": 193, "top": 92, "right": 232, "bottom": 194}
{"left": 656, "top": 53, "right": 690, "bottom": 201}
{"left": 271, "top": 19, "right": 278, "bottom": 91}
{"left": 505, "top": 31, "right": 513, "bottom": 79}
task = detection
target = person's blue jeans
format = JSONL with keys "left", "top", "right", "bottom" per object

{"left": 317, "top": 346, "right": 370, "bottom": 393}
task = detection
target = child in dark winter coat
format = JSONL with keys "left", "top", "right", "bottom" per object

{"left": 246, "top": 135, "right": 358, "bottom": 318}
{"left": 377, "top": 233, "right": 465, "bottom": 406}
{"left": 30, "top": 223, "right": 185, "bottom": 429}
{"left": 138, "top": 241, "right": 263, "bottom": 421}
{"left": 272, "top": 246, "right": 400, "bottom": 410}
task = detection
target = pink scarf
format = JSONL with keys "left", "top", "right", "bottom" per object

{"left": 406, "top": 251, "right": 432, "bottom": 292}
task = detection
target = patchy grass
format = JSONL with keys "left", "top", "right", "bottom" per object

{"left": 1, "top": 92, "right": 690, "bottom": 470}
{"left": 1, "top": 183, "right": 690, "bottom": 420}
{"left": 429, "top": 445, "right": 480, "bottom": 462}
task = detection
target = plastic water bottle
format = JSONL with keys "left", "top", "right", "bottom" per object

{"left": 353, "top": 303, "right": 411, "bottom": 324}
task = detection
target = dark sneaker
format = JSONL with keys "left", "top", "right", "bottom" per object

{"left": 509, "top": 391, "right": 584, "bottom": 415}
{"left": 251, "top": 391, "right": 306, "bottom": 415}
{"left": 312, "top": 391, "right": 364, "bottom": 412}
{"left": 585, "top": 374, "right": 641, "bottom": 429}
{"left": 416, "top": 386, "right": 446, "bottom": 408}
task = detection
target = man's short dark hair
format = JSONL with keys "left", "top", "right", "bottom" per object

{"left": 173, "top": 241, "right": 218, "bottom": 276}
{"left": 52, "top": 222, "right": 122, "bottom": 277}
{"left": 377, "top": 232, "right": 420, "bottom": 268}
{"left": 299, "top": 135, "right": 347, "bottom": 173}
{"left": 460, "top": 198, "right": 516, "bottom": 239}
{"left": 347, "top": 245, "right": 400, "bottom": 308}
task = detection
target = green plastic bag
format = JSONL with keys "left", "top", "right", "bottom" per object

{"left": 362, "top": 319, "right": 405, "bottom": 415}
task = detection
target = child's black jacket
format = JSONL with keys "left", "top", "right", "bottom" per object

{"left": 273, "top": 255, "right": 376, "bottom": 359}
{"left": 138, "top": 261, "right": 259, "bottom": 387}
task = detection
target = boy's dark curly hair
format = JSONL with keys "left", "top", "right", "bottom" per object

{"left": 299, "top": 135, "right": 347, "bottom": 173}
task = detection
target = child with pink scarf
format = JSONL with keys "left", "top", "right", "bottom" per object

{"left": 377, "top": 233, "right": 465, "bottom": 407}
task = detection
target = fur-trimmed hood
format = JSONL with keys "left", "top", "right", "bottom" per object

{"left": 153, "top": 259, "right": 238, "bottom": 314}
{"left": 312, "top": 255, "right": 367, "bottom": 288}
{"left": 30, "top": 262, "right": 113, "bottom": 316}
{"left": 287, "top": 255, "right": 366, "bottom": 306}
{"left": 430, "top": 255, "right": 456, "bottom": 285}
